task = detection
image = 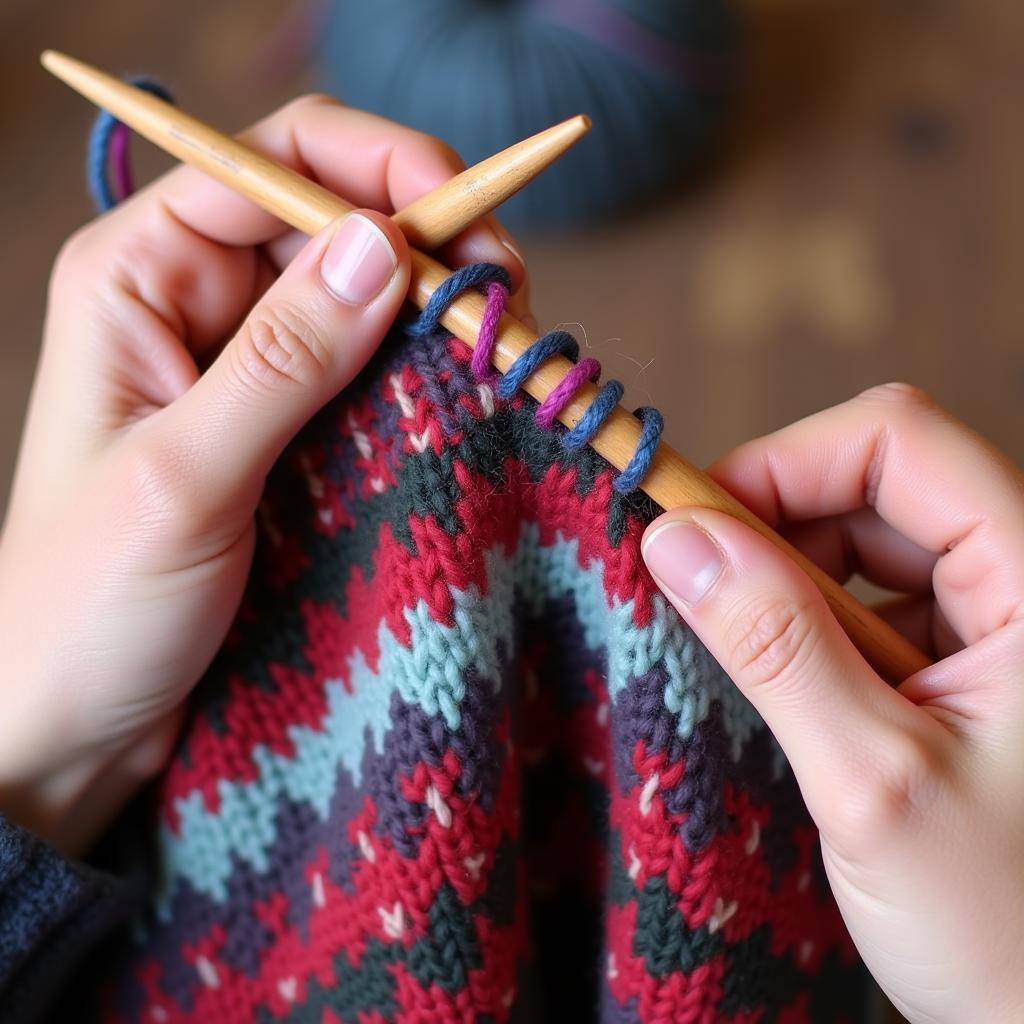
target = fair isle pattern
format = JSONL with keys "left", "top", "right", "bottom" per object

{"left": 69, "top": 325, "right": 867, "bottom": 1022}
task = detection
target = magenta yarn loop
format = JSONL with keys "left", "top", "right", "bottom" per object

{"left": 87, "top": 77, "right": 175, "bottom": 211}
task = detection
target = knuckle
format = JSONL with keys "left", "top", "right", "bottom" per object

{"left": 726, "top": 597, "right": 816, "bottom": 691}
{"left": 234, "top": 304, "right": 331, "bottom": 393}
{"left": 857, "top": 381, "right": 935, "bottom": 414}
{"left": 284, "top": 92, "right": 338, "bottom": 115}
{"left": 50, "top": 224, "right": 99, "bottom": 292}
{"left": 854, "top": 383, "right": 942, "bottom": 503}
{"left": 117, "top": 438, "right": 198, "bottom": 534}
{"left": 835, "top": 731, "right": 942, "bottom": 840}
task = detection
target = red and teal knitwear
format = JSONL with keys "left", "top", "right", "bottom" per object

{"left": 65, "top": 313, "right": 869, "bottom": 1022}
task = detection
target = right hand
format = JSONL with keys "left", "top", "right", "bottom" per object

{"left": 0, "top": 95, "right": 531, "bottom": 857}
{"left": 640, "top": 384, "right": 1024, "bottom": 1023}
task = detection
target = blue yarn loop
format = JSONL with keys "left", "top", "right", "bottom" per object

{"left": 615, "top": 406, "right": 664, "bottom": 493}
{"left": 88, "top": 77, "right": 175, "bottom": 212}
{"left": 409, "top": 262, "right": 663, "bottom": 494}
{"left": 562, "top": 379, "right": 624, "bottom": 448}
{"left": 496, "top": 331, "right": 578, "bottom": 400}
{"left": 406, "top": 263, "right": 512, "bottom": 337}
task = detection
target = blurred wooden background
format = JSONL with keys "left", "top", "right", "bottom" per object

{"left": 1, "top": 0, "right": 1022, "bottom": 513}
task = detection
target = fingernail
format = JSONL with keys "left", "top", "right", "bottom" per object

{"left": 500, "top": 235, "right": 526, "bottom": 272}
{"left": 320, "top": 214, "right": 397, "bottom": 304}
{"left": 489, "top": 221, "right": 526, "bottom": 272}
{"left": 642, "top": 521, "right": 724, "bottom": 606}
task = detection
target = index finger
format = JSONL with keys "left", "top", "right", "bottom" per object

{"left": 707, "top": 383, "right": 1024, "bottom": 646}
{"left": 152, "top": 94, "right": 523, "bottom": 285}
{"left": 71, "top": 94, "right": 526, "bottom": 359}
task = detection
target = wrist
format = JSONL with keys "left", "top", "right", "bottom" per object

{"left": 0, "top": 731, "right": 110, "bottom": 857}
{"left": 0, "top": 569, "right": 109, "bottom": 853}
{"left": 0, "top": 684, "right": 107, "bottom": 857}
{"left": 0, "top": 771, "right": 92, "bottom": 857}
{"left": 0, "top": 692, "right": 183, "bottom": 857}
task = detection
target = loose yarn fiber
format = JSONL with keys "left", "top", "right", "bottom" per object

{"left": 319, "top": 0, "right": 737, "bottom": 228}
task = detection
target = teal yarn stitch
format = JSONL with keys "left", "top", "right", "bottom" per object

{"left": 319, "top": 0, "right": 738, "bottom": 228}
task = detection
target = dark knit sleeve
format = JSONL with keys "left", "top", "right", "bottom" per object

{"left": 0, "top": 815, "right": 136, "bottom": 1024}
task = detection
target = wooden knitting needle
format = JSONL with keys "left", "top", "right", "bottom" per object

{"left": 42, "top": 51, "right": 931, "bottom": 683}
{"left": 427, "top": 284, "right": 932, "bottom": 684}
{"left": 40, "top": 50, "right": 590, "bottom": 247}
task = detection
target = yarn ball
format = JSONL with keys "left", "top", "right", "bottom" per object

{"left": 318, "top": 0, "right": 738, "bottom": 229}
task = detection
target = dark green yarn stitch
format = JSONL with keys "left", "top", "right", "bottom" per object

{"left": 606, "top": 831, "right": 636, "bottom": 908}
{"left": 632, "top": 875, "right": 721, "bottom": 976}
{"left": 406, "top": 883, "right": 482, "bottom": 993}
{"left": 254, "top": 939, "right": 400, "bottom": 1024}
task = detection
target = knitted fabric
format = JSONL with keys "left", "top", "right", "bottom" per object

{"left": 0, "top": 815, "right": 136, "bottom": 1023}
{"left": 60, "top": 308, "right": 868, "bottom": 1022}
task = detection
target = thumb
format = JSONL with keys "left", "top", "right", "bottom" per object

{"left": 641, "top": 508, "right": 908, "bottom": 823}
{"left": 161, "top": 210, "right": 409, "bottom": 511}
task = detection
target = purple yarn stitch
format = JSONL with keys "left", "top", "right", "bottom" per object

{"left": 471, "top": 281, "right": 508, "bottom": 380}
{"left": 535, "top": 356, "right": 600, "bottom": 430}
{"left": 110, "top": 123, "right": 134, "bottom": 200}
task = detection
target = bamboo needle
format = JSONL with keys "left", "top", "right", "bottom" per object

{"left": 40, "top": 50, "right": 590, "bottom": 247}
{"left": 42, "top": 50, "right": 931, "bottom": 682}
{"left": 419, "top": 276, "right": 932, "bottom": 683}
{"left": 393, "top": 118, "right": 590, "bottom": 251}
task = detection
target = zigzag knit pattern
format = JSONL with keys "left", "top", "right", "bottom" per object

{"left": 63, "top": 314, "right": 868, "bottom": 1022}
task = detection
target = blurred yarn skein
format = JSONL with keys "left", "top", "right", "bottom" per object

{"left": 319, "top": 0, "right": 737, "bottom": 229}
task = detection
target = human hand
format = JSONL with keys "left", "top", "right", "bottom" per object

{"left": 0, "top": 95, "right": 530, "bottom": 857}
{"left": 640, "top": 384, "right": 1024, "bottom": 1023}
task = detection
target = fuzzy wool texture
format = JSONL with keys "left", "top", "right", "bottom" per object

{"left": 37, "top": 316, "right": 870, "bottom": 1022}
{"left": 321, "top": 0, "right": 738, "bottom": 228}
{"left": 0, "top": 815, "right": 137, "bottom": 1023}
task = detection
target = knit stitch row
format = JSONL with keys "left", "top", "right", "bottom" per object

{"left": 409, "top": 261, "right": 664, "bottom": 493}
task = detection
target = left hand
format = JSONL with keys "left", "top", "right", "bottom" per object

{"left": 0, "top": 95, "right": 531, "bottom": 856}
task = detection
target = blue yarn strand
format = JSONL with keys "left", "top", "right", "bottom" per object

{"left": 613, "top": 406, "right": 664, "bottom": 493}
{"left": 496, "top": 331, "right": 579, "bottom": 399}
{"left": 87, "top": 78, "right": 175, "bottom": 212}
{"left": 562, "top": 379, "right": 624, "bottom": 449}
{"left": 407, "top": 261, "right": 664, "bottom": 495}
{"left": 87, "top": 114, "right": 118, "bottom": 212}
{"left": 407, "top": 263, "right": 511, "bottom": 337}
